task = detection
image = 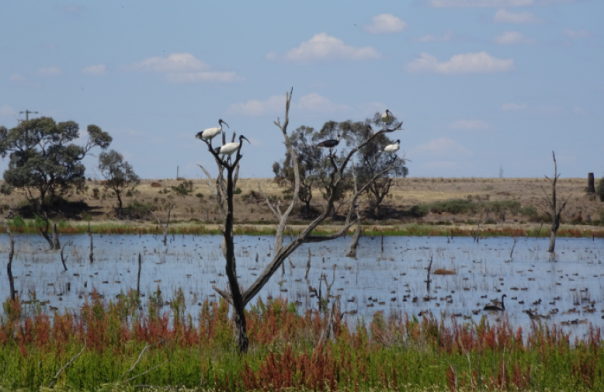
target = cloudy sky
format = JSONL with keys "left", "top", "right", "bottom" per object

{"left": 0, "top": 0, "right": 602, "bottom": 180}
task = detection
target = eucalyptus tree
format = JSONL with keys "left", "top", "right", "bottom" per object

{"left": 98, "top": 149, "right": 140, "bottom": 219}
{"left": 0, "top": 117, "right": 112, "bottom": 248}
{"left": 199, "top": 88, "right": 403, "bottom": 353}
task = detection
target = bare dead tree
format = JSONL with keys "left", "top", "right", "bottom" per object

{"left": 60, "top": 240, "right": 72, "bottom": 271}
{"left": 1, "top": 220, "right": 16, "bottom": 301}
{"left": 88, "top": 223, "right": 94, "bottom": 264}
{"left": 149, "top": 204, "right": 175, "bottom": 246}
{"left": 202, "top": 88, "right": 402, "bottom": 354}
{"left": 52, "top": 222, "right": 61, "bottom": 250}
{"left": 542, "top": 151, "right": 571, "bottom": 253}
{"left": 346, "top": 164, "right": 362, "bottom": 258}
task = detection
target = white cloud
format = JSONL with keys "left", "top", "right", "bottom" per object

{"left": 493, "top": 9, "right": 542, "bottom": 24}
{"left": 412, "top": 137, "right": 472, "bottom": 157}
{"left": 364, "top": 14, "right": 408, "bottom": 34}
{"left": 82, "top": 64, "right": 107, "bottom": 75}
{"left": 226, "top": 96, "right": 286, "bottom": 116}
{"left": 268, "top": 33, "right": 381, "bottom": 64}
{"left": 37, "top": 66, "right": 62, "bottom": 76}
{"left": 450, "top": 119, "right": 493, "bottom": 130}
{"left": 418, "top": 30, "right": 454, "bottom": 42}
{"left": 493, "top": 31, "right": 536, "bottom": 45}
{"left": 502, "top": 102, "right": 528, "bottom": 111}
{"left": 129, "top": 53, "right": 239, "bottom": 83}
{"left": 564, "top": 29, "right": 589, "bottom": 38}
{"left": 407, "top": 52, "right": 514, "bottom": 74}
{"left": 427, "top": 0, "right": 582, "bottom": 7}
{"left": 10, "top": 74, "right": 26, "bottom": 83}
{"left": 227, "top": 93, "right": 348, "bottom": 116}
{"left": 298, "top": 93, "right": 348, "bottom": 113}
{"left": 166, "top": 72, "right": 239, "bottom": 83}
{"left": 131, "top": 53, "right": 207, "bottom": 73}
{"left": 0, "top": 105, "right": 16, "bottom": 117}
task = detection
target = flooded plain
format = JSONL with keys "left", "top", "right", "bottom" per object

{"left": 1, "top": 233, "right": 603, "bottom": 340}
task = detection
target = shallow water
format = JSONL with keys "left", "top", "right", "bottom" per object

{"left": 1, "top": 233, "right": 603, "bottom": 340}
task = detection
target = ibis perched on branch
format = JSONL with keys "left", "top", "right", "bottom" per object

{"left": 214, "top": 135, "right": 250, "bottom": 157}
{"left": 383, "top": 140, "right": 400, "bottom": 154}
{"left": 196, "top": 119, "right": 229, "bottom": 146}
{"left": 317, "top": 134, "right": 341, "bottom": 154}
{"left": 382, "top": 109, "right": 394, "bottom": 123}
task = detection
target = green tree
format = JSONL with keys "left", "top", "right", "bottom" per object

{"left": 273, "top": 126, "right": 323, "bottom": 218}
{"left": 0, "top": 117, "right": 111, "bottom": 247}
{"left": 343, "top": 113, "right": 408, "bottom": 218}
{"left": 98, "top": 149, "right": 140, "bottom": 218}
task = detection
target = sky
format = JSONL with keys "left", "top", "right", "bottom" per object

{"left": 0, "top": 0, "right": 602, "bottom": 180}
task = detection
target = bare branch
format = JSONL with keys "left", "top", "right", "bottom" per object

{"left": 124, "top": 360, "right": 169, "bottom": 383}
{"left": 258, "top": 183, "right": 282, "bottom": 220}
{"left": 121, "top": 340, "right": 166, "bottom": 380}
{"left": 49, "top": 340, "right": 87, "bottom": 388}
{"left": 197, "top": 164, "right": 217, "bottom": 196}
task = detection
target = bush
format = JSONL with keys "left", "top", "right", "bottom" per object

{"left": 172, "top": 180, "right": 193, "bottom": 196}
{"left": 125, "top": 200, "right": 156, "bottom": 220}
{"left": 520, "top": 205, "right": 538, "bottom": 217}
{"left": 234, "top": 187, "right": 242, "bottom": 195}
{"left": 11, "top": 215, "right": 25, "bottom": 229}
{"left": 92, "top": 188, "right": 100, "bottom": 199}
{"left": 597, "top": 175, "right": 604, "bottom": 202}
{"left": 409, "top": 204, "right": 430, "bottom": 218}
{"left": 430, "top": 199, "right": 475, "bottom": 214}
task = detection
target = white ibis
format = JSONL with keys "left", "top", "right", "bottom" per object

{"left": 483, "top": 294, "right": 506, "bottom": 311}
{"left": 381, "top": 109, "right": 394, "bottom": 123}
{"left": 317, "top": 134, "right": 341, "bottom": 153}
{"left": 383, "top": 140, "right": 400, "bottom": 154}
{"left": 214, "top": 135, "right": 250, "bottom": 157}
{"left": 195, "top": 119, "right": 229, "bottom": 145}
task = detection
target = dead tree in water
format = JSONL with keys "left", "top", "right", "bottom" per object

{"left": 346, "top": 164, "right": 362, "bottom": 258}
{"left": 150, "top": 204, "right": 174, "bottom": 246}
{"left": 1, "top": 221, "right": 16, "bottom": 301}
{"left": 201, "top": 88, "right": 402, "bottom": 354}
{"left": 542, "top": 151, "right": 571, "bottom": 253}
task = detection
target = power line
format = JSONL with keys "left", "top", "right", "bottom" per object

{"left": 19, "top": 109, "right": 38, "bottom": 122}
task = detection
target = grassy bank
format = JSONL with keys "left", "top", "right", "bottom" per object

{"left": 0, "top": 292, "right": 602, "bottom": 391}
{"left": 1, "top": 218, "right": 604, "bottom": 239}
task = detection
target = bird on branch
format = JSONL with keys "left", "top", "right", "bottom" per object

{"left": 196, "top": 119, "right": 229, "bottom": 146}
{"left": 382, "top": 109, "right": 394, "bottom": 123}
{"left": 214, "top": 135, "right": 250, "bottom": 157}
{"left": 317, "top": 134, "right": 341, "bottom": 155}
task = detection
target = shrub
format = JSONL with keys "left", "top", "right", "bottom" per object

{"left": 520, "top": 205, "right": 538, "bottom": 217}
{"left": 234, "top": 187, "right": 242, "bottom": 195}
{"left": 11, "top": 215, "right": 25, "bottom": 229}
{"left": 597, "top": 174, "right": 604, "bottom": 202}
{"left": 92, "top": 188, "right": 100, "bottom": 199}
{"left": 409, "top": 204, "right": 430, "bottom": 217}
{"left": 126, "top": 200, "right": 156, "bottom": 220}
{"left": 172, "top": 180, "right": 193, "bottom": 196}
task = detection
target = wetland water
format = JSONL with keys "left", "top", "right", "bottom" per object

{"left": 1, "top": 233, "right": 603, "bottom": 339}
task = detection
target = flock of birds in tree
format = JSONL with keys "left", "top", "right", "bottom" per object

{"left": 196, "top": 110, "right": 401, "bottom": 158}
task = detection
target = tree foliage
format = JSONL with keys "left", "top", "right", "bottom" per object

{"left": 98, "top": 149, "right": 140, "bottom": 218}
{"left": 0, "top": 117, "right": 112, "bottom": 211}
{"left": 343, "top": 113, "right": 408, "bottom": 217}
{"left": 273, "top": 126, "right": 323, "bottom": 218}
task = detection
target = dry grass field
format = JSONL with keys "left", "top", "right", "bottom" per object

{"left": 1, "top": 176, "right": 602, "bottom": 227}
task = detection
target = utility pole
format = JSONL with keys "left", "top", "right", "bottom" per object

{"left": 19, "top": 109, "right": 38, "bottom": 122}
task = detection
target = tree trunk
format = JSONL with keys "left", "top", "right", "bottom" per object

{"left": 39, "top": 221, "right": 55, "bottom": 250}
{"left": 587, "top": 173, "right": 595, "bottom": 193}
{"left": 305, "top": 200, "right": 311, "bottom": 219}
{"left": 346, "top": 221, "right": 362, "bottom": 258}
{"left": 117, "top": 191, "right": 123, "bottom": 219}
{"left": 548, "top": 228, "right": 556, "bottom": 253}
{"left": 2, "top": 222, "right": 16, "bottom": 301}
{"left": 225, "top": 165, "right": 248, "bottom": 353}
{"left": 52, "top": 222, "right": 61, "bottom": 250}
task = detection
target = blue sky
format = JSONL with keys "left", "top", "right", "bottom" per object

{"left": 1, "top": 0, "right": 602, "bottom": 180}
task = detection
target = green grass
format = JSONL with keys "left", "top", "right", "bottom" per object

{"left": 0, "top": 293, "right": 602, "bottom": 391}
